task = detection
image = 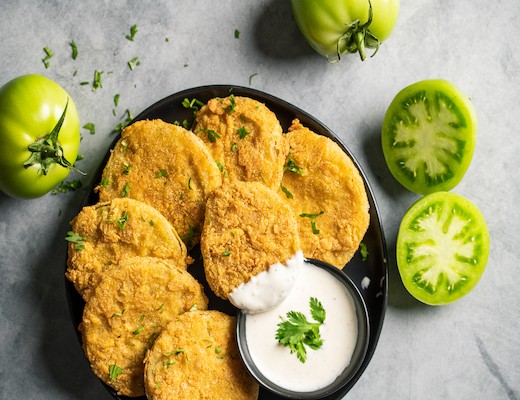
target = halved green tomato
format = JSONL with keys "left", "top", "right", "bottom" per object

{"left": 382, "top": 79, "right": 477, "bottom": 194}
{"left": 396, "top": 192, "right": 489, "bottom": 305}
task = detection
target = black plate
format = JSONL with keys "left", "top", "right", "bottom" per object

{"left": 65, "top": 85, "right": 388, "bottom": 400}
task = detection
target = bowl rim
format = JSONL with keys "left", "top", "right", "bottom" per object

{"left": 235, "top": 257, "right": 371, "bottom": 400}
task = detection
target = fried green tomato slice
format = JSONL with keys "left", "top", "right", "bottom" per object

{"left": 201, "top": 181, "right": 300, "bottom": 300}
{"left": 382, "top": 79, "right": 477, "bottom": 194}
{"left": 80, "top": 257, "right": 208, "bottom": 397}
{"left": 96, "top": 119, "right": 222, "bottom": 248}
{"left": 396, "top": 192, "right": 490, "bottom": 305}
{"left": 144, "top": 310, "right": 258, "bottom": 400}
{"left": 192, "top": 95, "right": 289, "bottom": 190}
{"left": 278, "top": 119, "right": 370, "bottom": 268}
{"left": 66, "top": 197, "right": 190, "bottom": 300}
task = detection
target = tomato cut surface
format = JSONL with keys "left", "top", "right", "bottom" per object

{"left": 382, "top": 80, "right": 477, "bottom": 194}
{"left": 396, "top": 192, "right": 489, "bottom": 305}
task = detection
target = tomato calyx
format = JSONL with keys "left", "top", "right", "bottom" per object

{"left": 24, "top": 99, "right": 85, "bottom": 176}
{"left": 334, "top": 0, "right": 380, "bottom": 62}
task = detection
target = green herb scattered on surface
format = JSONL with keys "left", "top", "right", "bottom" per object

{"left": 51, "top": 179, "right": 82, "bottom": 195}
{"left": 92, "top": 70, "right": 103, "bottom": 91}
{"left": 128, "top": 56, "right": 140, "bottom": 70}
{"left": 182, "top": 97, "right": 204, "bottom": 113}
{"left": 83, "top": 122, "right": 95, "bottom": 135}
{"left": 70, "top": 40, "right": 78, "bottom": 60}
{"left": 126, "top": 24, "right": 138, "bottom": 41}
{"left": 42, "top": 46, "right": 53, "bottom": 68}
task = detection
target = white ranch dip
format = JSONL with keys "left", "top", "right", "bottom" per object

{"left": 243, "top": 260, "right": 358, "bottom": 392}
{"left": 229, "top": 251, "right": 304, "bottom": 314}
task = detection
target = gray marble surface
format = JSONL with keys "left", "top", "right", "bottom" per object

{"left": 0, "top": 1, "right": 519, "bottom": 399}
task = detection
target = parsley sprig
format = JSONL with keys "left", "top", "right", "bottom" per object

{"left": 276, "top": 297, "right": 326, "bottom": 363}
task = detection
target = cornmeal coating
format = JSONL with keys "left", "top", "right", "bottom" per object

{"left": 201, "top": 181, "right": 300, "bottom": 299}
{"left": 80, "top": 257, "right": 208, "bottom": 397}
{"left": 279, "top": 119, "right": 370, "bottom": 268}
{"left": 144, "top": 310, "right": 258, "bottom": 400}
{"left": 193, "top": 95, "right": 288, "bottom": 190}
{"left": 96, "top": 119, "right": 222, "bottom": 248}
{"left": 66, "top": 197, "right": 189, "bottom": 300}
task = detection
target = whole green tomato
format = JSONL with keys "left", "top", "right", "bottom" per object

{"left": 291, "top": 0, "right": 400, "bottom": 61}
{"left": 0, "top": 74, "right": 81, "bottom": 199}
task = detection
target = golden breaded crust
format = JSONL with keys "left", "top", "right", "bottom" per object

{"left": 66, "top": 197, "right": 189, "bottom": 300}
{"left": 144, "top": 310, "right": 258, "bottom": 400}
{"left": 96, "top": 119, "right": 222, "bottom": 248}
{"left": 201, "top": 181, "right": 300, "bottom": 299}
{"left": 279, "top": 119, "right": 370, "bottom": 268}
{"left": 193, "top": 95, "right": 288, "bottom": 190}
{"left": 80, "top": 257, "right": 208, "bottom": 397}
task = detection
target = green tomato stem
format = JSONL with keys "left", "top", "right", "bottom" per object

{"left": 336, "top": 0, "right": 380, "bottom": 62}
{"left": 24, "top": 99, "right": 85, "bottom": 176}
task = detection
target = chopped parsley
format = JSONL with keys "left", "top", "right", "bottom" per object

{"left": 223, "top": 94, "right": 236, "bottom": 114}
{"left": 222, "top": 250, "right": 231, "bottom": 257}
{"left": 83, "top": 122, "right": 95, "bottom": 135}
{"left": 132, "top": 325, "right": 144, "bottom": 335}
{"left": 92, "top": 70, "right": 103, "bottom": 91}
{"left": 128, "top": 56, "right": 140, "bottom": 70}
{"left": 108, "top": 364, "right": 123, "bottom": 380}
{"left": 237, "top": 126, "right": 249, "bottom": 139}
{"left": 231, "top": 143, "right": 238, "bottom": 152}
{"left": 299, "top": 211, "right": 324, "bottom": 234}
{"left": 106, "top": 211, "right": 129, "bottom": 230}
{"left": 234, "top": 29, "right": 240, "bottom": 39}
{"left": 164, "top": 348, "right": 189, "bottom": 362}
{"left": 114, "top": 109, "right": 133, "bottom": 133}
{"left": 125, "top": 24, "right": 138, "bottom": 41}
{"left": 51, "top": 179, "right": 82, "bottom": 195}
{"left": 284, "top": 157, "right": 304, "bottom": 175}
{"left": 249, "top": 73, "right": 258, "bottom": 85}
{"left": 199, "top": 128, "right": 220, "bottom": 143}
{"left": 120, "top": 183, "right": 130, "bottom": 197}
{"left": 359, "top": 242, "right": 369, "bottom": 261}
{"left": 70, "top": 40, "right": 78, "bottom": 60}
{"left": 65, "top": 231, "right": 85, "bottom": 251}
{"left": 100, "top": 177, "right": 110, "bottom": 188}
{"left": 280, "top": 183, "right": 293, "bottom": 199}
{"left": 163, "top": 359, "right": 175, "bottom": 368}
{"left": 111, "top": 309, "right": 126, "bottom": 318}
{"left": 122, "top": 164, "right": 132, "bottom": 175}
{"left": 275, "top": 297, "right": 326, "bottom": 363}
{"left": 215, "top": 161, "right": 227, "bottom": 177}
{"left": 155, "top": 169, "right": 167, "bottom": 178}
{"left": 114, "top": 93, "right": 120, "bottom": 107}
{"left": 173, "top": 119, "right": 190, "bottom": 130}
{"left": 42, "top": 46, "right": 53, "bottom": 68}
{"left": 182, "top": 97, "right": 204, "bottom": 113}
